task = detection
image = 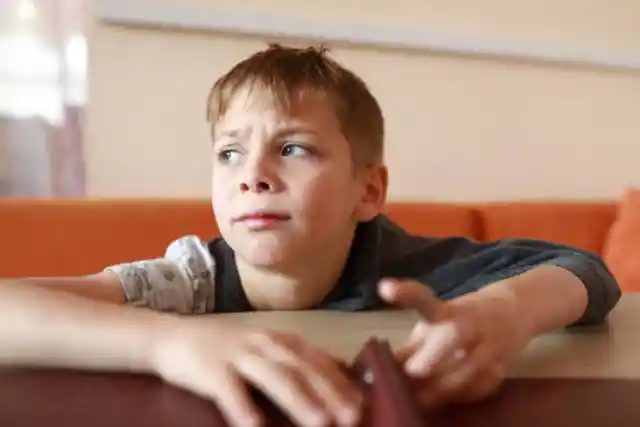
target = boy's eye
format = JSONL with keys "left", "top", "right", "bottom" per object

{"left": 217, "top": 149, "right": 241, "bottom": 164}
{"left": 281, "top": 143, "right": 309, "bottom": 157}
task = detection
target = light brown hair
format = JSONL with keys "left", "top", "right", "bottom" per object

{"left": 206, "top": 44, "right": 384, "bottom": 168}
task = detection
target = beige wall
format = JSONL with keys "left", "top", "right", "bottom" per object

{"left": 0, "top": 117, "right": 53, "bottom": 196}
{"left": 86, "top": 0, "right": 640, "bottom": 202}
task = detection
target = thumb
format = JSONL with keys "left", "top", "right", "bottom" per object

{"left": 378, "top": 278, "right": 442, "bottom": 322}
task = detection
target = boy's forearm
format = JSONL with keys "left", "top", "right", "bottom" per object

{"left": 479, "top": 264, "right": 589, "bottom": 336}
{"left": 0, "top": 280, "right": 169, "bottom": 373}
{"left": 16, "top": 273, "right": 127, "bottom": 304}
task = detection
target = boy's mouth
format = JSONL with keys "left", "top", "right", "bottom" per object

{"left": 233, "top": 211, "right": 291, "bottom": 230}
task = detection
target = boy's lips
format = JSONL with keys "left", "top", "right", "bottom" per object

{"left": 234, "top": 211, "right": 291, "bottom": 222}
{"left": 233, "top": 211, "right": 291, "bottom": 229}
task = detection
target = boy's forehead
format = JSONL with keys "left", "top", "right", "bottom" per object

{"left": 215, "top": 85, "right": 339, "bottom": 134}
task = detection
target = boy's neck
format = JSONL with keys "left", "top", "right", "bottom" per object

{"left": 235, "top": 233, "right": 355, "bottom": 311}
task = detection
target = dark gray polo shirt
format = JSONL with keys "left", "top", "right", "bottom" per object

{"left": 107, "top": 215, "right": 621, "bottom": 326}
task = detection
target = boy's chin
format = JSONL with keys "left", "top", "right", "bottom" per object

{"left": 233, "top": 237, "right": 300, "bottom": 268}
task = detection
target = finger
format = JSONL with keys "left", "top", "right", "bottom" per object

{"left": 297, "top": 352, "right": 362, "bottom": 427}
{"left": 395, "top": 322, "right": 427, "bottom": 363}
{"left": 452, "top": 362, "right": 505, "bottom": 404}
{"left": 269, "top": 332, "right": 352, "bottom": 374}
{"left": 208, "top": 368, "right": 265, "bottom": 427}
{"left": 413, "top": 377, "right": 450, "bottom": 410}
{"left": 233, "top": 348, "right": 330, "bottom": 427}
{"left": 397, "top": 321, "right": 457, "bottom": 366}
{"left": 439, "top": 344, "right": 495, "bottom": 392}
{"left": 378, "top": 278, "right": 442, "bottom": 321}
{"left": 267, "top": 334, "right": 363, "bottom": 426}
{"left": 418, "top": 360, "right": 504, "bottom": 410}
{"left": 163, "top": 363, "right": 263, "bottom": 427}
{"left": 396, "top": 337, "right": 422, "bottom": 364}
{"left": 404, "top": 323, "right": 460, "bottom": 377}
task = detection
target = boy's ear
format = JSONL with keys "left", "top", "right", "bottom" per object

{"left": 354, "top": 164, "right": 388, "bottom": 222}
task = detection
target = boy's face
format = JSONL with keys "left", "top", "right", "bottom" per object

{"left": 210, "top": 87, "right": 386, "bottom": 269}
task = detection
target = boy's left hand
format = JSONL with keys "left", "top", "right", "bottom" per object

{"left": 378, "top": 278, "right": 533, "bottom": 409}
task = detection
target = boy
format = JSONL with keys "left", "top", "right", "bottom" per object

{"left": 0, "top": 45, "right": 621, "bottom": 427}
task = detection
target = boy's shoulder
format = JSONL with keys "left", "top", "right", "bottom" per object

{"left": 104, "top": 235, "right": 217, "bottom": 313}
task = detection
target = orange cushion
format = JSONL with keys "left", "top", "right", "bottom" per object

{"left": 477, "top": 202, "right": 617, "bottom": 254}
{"left": 0, "top": 198, "right": 219, "bottom": 278}
{"left": 383, "top": 203, "right": 480, "bottom": 239}
{"left": 603, "top": 190, "right": 640, "bottom": 292}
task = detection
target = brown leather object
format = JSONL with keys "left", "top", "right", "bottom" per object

{"left": 0, "top": 339, "right": 638, "bottom": 427}
{"left": 352, "top": 338, "right": 424, "bottom": 427}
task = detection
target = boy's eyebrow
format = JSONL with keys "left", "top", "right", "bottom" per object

{"left": 213, "top": 124, "right": 319, "bottom": 146}
{"left": 216, "top": 129, "right": 242, "bottom": 139}
{"left": 212, "top": 129, "right": 246, "bottom": 147}
{"left": 275, "top": 125, "right": 319, "bottom": 138}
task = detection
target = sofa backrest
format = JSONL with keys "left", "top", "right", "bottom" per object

{"left": 0, "top": 198, "right": 219, "bottom": 277}
{"left": 0, "top": 198, "right": 618, "bottom": 278}
{"left": 383, "top": 202, "right": 617, "bottom": 255}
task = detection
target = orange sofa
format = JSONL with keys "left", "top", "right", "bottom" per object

{"left": 0, "top": 194, "right": 637, "bottom": 292}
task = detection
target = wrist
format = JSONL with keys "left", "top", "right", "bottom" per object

{"left": 483, "top": 265, "right": 588, "bottom": 336}
{"left": 462, "top": 281, "right": 536, "bottom": 340}
{"left": 144, "top": 315, "right": 233, "bottom": 379}
{"left": 133, "top": 312, "right": 183, "bottom": 375}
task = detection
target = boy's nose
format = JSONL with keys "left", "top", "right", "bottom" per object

{"left": 239, "top": 180, "right": 272, "bottom": 193}
{"left": 239, "top": 153, "right": 282, "bottom": 193}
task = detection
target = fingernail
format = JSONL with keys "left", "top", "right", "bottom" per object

{"left": 378, "top": 280, "right": 395, "bottom": 300}
{"left": 240, "top": 413, "right": 263, "bottom": 427}
{"left": 439, "top": 377, "right": 457, "bottom": 392}
{"left": 406, "top": 359, "right": 424, "bottom": 376}
{"left": 306, "top": 410, "right": 329, "bottom": 426}
{"left": 441, "top": 372, "right": 465, "bottom": 389}
{"left": 338, "top": 407, "right": 359, "bottom": 427}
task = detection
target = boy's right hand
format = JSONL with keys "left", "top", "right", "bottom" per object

{"left": 150, "top": 318, "right": 362, "bottom": 427}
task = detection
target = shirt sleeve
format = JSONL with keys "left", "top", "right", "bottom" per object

{"left": 104, "top": 236, "right": 215, "bottom": 314}
{"left": 395, "top": 237, "right": 622, "bottom": 326}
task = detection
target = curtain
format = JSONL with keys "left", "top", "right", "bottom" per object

{"left": 0, "top": 0, "right": 87, "bottom": 197}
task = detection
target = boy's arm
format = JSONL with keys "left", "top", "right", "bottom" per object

{"left": 396, "top": 236, "right": 621, "bottom": 327}
{"left": 15, "top": 273, "right": 126, "bottom": 304}
{"left": 379, "top": 229, "right": 622, "bottom": 408}
{"left": 3, "top": 235, "right": 216, "bottom": 314}
{"left": 479, "top": 263, "right": 590, "bottom": 336}
{"left": 0, "top": 279, "right": 165, "bottom": 371}
{"left": 0, "top": 278, "right": 364, "bottom": 427}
